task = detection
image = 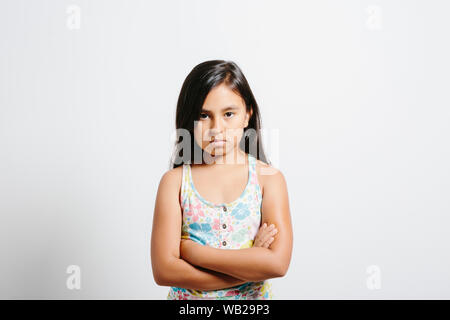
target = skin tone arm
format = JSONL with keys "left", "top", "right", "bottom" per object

{"left": 151, "top": 169, "right": 245, "bottom": 291}
{"left": 150, "top": 169, "right": 277, "bottom": 291}
{"left": 179, "top": 167, "right": 293, "bottom": 282}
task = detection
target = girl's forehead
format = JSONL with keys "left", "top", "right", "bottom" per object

{"left": 203, "top": 87, "right": 246, "bottom": 111}
{"left": 201, "top": 105, "right": 240, "bottom": 113}
{"left": 207, "top": 83, "right": 242, "bottom": 98}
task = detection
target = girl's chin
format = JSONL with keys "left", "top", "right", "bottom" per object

{"left": 205, "top": 147, "right": 228, "bottom": 157}
{"left": 204, "top": 143, "right": 230, "bottom": 154}
{"left": 208, "top": 150, "right": 225, "bottom": 156}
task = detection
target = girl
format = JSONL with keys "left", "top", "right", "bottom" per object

{"left": 151, "top": 60, "right": 293, "bottom": 300}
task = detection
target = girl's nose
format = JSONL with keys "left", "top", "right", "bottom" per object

{"left": 209, "top": 120, "right": 224, "bottom": 135}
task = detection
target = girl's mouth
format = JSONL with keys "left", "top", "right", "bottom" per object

{"left": 210, "top": 139, "right": 227, "bottom": 147}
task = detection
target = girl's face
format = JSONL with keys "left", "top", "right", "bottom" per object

{"left": 194, "top": 83, "right": 252, "bottom": 158}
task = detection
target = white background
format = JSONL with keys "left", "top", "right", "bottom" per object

{"left": 1, "top": 0, "right": 449, "bottom": 299}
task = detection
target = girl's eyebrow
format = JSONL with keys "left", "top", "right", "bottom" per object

{"left": 201, "top": 105, "right": 240, "bottom": 113}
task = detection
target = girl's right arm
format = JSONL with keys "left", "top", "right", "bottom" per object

{"left": 151, "top": 168, "right": 248, "bottom": 291}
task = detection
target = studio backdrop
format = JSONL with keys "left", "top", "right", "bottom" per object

{"left": 0, "top": 0, "right": 449, "bottom": 299}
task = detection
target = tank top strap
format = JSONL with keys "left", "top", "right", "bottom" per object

{"left": 180, "top": 164, "right": 191, "bottom": 207}
{"left": 248, "top": 153, "right": 256, "bottom": 179}
{"left": 247, "top": 153, "right": 262, "bottom": 199}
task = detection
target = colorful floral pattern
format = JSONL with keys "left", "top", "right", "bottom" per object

{"left": 167, "top": 153, "right": 274, "bottom": 300}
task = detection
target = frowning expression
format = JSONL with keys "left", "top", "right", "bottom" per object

{"left": 194, "top": 83, "right": 252, "bottom": 156}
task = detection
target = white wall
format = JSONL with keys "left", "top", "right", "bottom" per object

{"left": 1, "top": 0, "right": 449, "bottom": 299}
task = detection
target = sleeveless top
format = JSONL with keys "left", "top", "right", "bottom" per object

{"left": 167, "top": 152, "right": 274, "bottom": 300}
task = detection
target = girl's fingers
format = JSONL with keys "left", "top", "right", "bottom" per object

{"left": 254, "top": 233, "right": 264, "bottom": 246}
{"left": 254, "top": 223, "right": 277, "bottom": 248}
{"left": 263, "top": 236, "right": 274, "bottom": 248}
{"left": 261, "top": 227, "right": 278, "bottom": 244}
{"left": 256, "top": 230, "right": 277, "bottom": 248}
{"left": 254, "top": 224, "right": 268, "bottom": 243}
{"left": 260, "top": 223, "right": 274, "bottom": 236}
{"left": 258, "top": 236, "right": 268, "bottom": 248}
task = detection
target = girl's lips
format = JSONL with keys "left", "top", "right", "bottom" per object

{"left": 210, "top": 140, "right": 227, "bottom": 147}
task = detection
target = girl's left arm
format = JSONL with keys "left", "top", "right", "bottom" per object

{"left": 181, "top": 167, "right": 293, "bottom": 282}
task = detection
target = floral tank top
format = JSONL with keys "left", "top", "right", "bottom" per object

{"left": 167, "top": 152, "right": 274, "bottom": 300}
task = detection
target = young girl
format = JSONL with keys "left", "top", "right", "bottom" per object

{"left": 151, "top": 60, "right": 293, "bottom": 300}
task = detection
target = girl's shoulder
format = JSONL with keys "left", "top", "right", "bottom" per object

{"left": 158, "top": 165, "right": 185, "bottom": 196}
{"left": 161, "top": 165, "right": 184, "bottom": 182}
{"left": 254, "top": 159, "right": 284, "bottom": 198}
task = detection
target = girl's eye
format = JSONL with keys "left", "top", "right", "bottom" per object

{"left": 199, "top": 112, "right": 234, "bottom": 120}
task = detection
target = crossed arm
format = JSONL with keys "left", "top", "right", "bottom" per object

{"left": 180, "top": 240, "right": 282, "bottom": 282}
{"left": 151, "top": 166, "right": 293, "bottom": 289}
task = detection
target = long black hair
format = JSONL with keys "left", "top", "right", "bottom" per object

{"left": 170, "top": 60, "right": 270, "bottom": 169}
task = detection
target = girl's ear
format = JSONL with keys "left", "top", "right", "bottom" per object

{"left": 245, "top": 108, "right": 253, "bottom": 128}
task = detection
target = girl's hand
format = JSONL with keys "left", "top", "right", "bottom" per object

{"left": 253, "top": 223, "right": 278, "bottom": 248}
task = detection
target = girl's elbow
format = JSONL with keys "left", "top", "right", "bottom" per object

{"left": 253, "top": 263, "right": 286, "bottom": 281}
{"left": 273, "top": 260, "right": 289, "bottom": 278}
{"left": 276, "top": 264, "right": 288, "bottom": 278}
{"left": 153, "top": 268, "right": 169, "bottom": 286}
{"left": 270, "top": 245, "right": 292, "bottom": 278}
{"left": 152, "top": 258, "right": 176, "bottom": 286}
